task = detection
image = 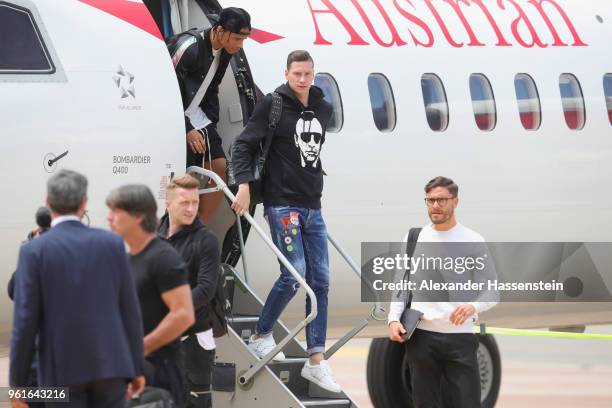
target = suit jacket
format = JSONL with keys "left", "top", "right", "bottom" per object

{"left": 10, "top": 220, "right": 144, "bottom": 387}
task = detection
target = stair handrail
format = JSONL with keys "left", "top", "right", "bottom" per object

{"left": 186, "top": 166, "right": 317, "bottom": 387}
{"left": 324, "top": 233, "right": 386, "bottom": 359}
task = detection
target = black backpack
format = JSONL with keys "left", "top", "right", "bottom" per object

{"left": 208, "top": 265, "right": 231, "bottom": 338}
{"left": 166, "top": 28, "right": 206, "bottom": 75}
{"left": 128, "top": 387, "right": 174, "bottom": 408}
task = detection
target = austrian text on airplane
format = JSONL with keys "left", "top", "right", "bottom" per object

{"left": 308, "top": 0, "right": 587, "bottom": 48}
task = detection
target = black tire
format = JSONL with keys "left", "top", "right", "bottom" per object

{"left": 367, "top": 338, "right": 413, "bottom": 408}
{"left": 366, "top": 335, "right": 501, "bottom": 408}
{"left": 476, "top": 334, "right": 502, "bottom": 408}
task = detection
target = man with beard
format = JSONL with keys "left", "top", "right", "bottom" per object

{"left": 388, "top": 176, "right": 497, "bottom": 408}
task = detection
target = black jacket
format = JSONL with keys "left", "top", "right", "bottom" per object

{"left": 157, "top": 214, "right": 221, "bottom": 334}
{"left": 232, "top": 83, "right": 333, "bottom": 209}
{"left": 173, "top": 28, "right": 233, "bottom": 133}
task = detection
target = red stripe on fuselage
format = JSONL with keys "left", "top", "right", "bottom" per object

{"left": 79, "top": 0, "right": 163, "bottom": 40}
{"left": 250, "top": 28, "right": 285, "bottom": 44}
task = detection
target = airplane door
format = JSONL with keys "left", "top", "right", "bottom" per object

{"left": 144, "top": 0, "right": 258, "bottom": 264}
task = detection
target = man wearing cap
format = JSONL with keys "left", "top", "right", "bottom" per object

{"left": 173, "top": 7, "right": 251, "bottom": 224}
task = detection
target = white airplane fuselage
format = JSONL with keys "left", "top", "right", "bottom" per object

{"left": 1, "top": 0, "right": 612, "bottom": 345}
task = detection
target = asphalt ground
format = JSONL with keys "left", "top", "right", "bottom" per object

{"left": 1, "top": 325, "right": 611, "bottom": 407}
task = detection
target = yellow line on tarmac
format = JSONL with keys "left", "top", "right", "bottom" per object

{"left": 475, "top": 326, "right": 612, "bottom": 340}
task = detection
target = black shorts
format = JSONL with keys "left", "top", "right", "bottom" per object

{"left": 186, "top": 124, "right": 226, "bottom": 167}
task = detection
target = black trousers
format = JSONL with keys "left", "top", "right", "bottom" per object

{"left": 46, "top": 378, "right": 127, "bottom": 408}
{"left": 404, "top": 329, "right": 481, "bottom": 408}
{"left": 145, "top": 348, "right": 186, "bottom": 407}
{"left": 182, "top": 334, "right": 215, "bottom": 408}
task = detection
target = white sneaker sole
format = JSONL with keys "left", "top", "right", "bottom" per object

{"left": 301, "top": 369, "right": 342, "bottom": 393}
{"left": 271, "top": 351, "right": 286, "bottom": 361}
{"left": 247, "top": 344, "right": 286, "bottom": 361}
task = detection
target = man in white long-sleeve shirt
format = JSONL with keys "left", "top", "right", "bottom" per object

{"left": 388, "top": 176, "right": 497, "bottom": 408}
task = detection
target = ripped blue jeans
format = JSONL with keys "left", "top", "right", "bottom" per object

{"left": 256, "top": 206, "right": 329, "bottom": 355}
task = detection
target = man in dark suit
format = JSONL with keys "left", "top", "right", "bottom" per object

{"left": 10, "top": 169, "right": 145, "bottom": 408}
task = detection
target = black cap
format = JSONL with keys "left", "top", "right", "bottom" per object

{"left": 215, "top": 7, "right": 251, "bottom": 35}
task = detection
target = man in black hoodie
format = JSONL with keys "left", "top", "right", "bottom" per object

{"left": 231, "top": 50, "right": 341, "bottom": 393}
{"left": 173, "top": 7, "right": 251, "bottom": 225}
{"left": 158, "top": 174, "right": 221, "bottom": 408}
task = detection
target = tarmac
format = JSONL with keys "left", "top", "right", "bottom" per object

{"left": 1, "top": 325, "right": 611, "bottom": 407}
{"left": 325, "top": 325, "right": 612, "bottom": 407}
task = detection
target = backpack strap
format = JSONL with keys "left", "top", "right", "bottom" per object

{"left": 260, "top": 92, "right": 283, "bottom": 159}
{"left": 169, "top": 28, "right": 206, "bottom": 73}
{"left": 397, "top": 227, "right": 422, "bottom": 307}
{"left": 406, "top": 227, "right": 422, "bottom": 308}
{"left": 407, "top": 227, "right": 422, "bottom": 248}
{"left": 188, "top": 29, "right": 207, "bottom": 72}
{"left": 268, "top": 92, "right": 283, "bottom": 129}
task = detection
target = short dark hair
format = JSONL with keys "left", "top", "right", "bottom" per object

{"left": 214, "top": 7, "right": 251, "bottom": 34}
{"left": 106, "top": 185, "right": 158, "bottom": 233}
{"left": 47, "top": 169, "right": 88, "bottom": 215}
{"left": 287, "top": 50, "right": 314, "bottom": 70}
{"left": 425, "top": 176, "right": 458, "bottom": 197}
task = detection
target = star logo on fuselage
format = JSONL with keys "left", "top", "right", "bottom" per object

{"left": 113, "top": 65, "right": 135, "bottom": 99}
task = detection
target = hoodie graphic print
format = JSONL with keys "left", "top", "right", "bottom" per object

{"left": 295, "top": 111, "right": 323, "bottom": 168}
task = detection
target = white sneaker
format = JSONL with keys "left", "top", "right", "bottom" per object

{"left": 301, "top": 360, "right": 342, "bottom": 393}
{"left": 247, "top": 334, "right": 285, "bottom": 361}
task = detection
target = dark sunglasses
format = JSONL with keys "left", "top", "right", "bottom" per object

{"left": 299, "top": 132, "right": 322, "bottom": 144}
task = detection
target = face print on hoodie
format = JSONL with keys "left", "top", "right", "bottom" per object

{"left": 294, "top": 110, "right": 323, "bottom": 168}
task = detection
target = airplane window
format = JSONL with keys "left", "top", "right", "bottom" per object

{"left": 559, "top": 74, "right": 585, "bottom": 130}
{"left": 421, "top": 74, "right": 449, "bottom": 132}
{"left": 604, "top": 74, "right": 612, "bottom": 126}
{"left": 469, "top": 74, "right": 497, "bottom": 131}
{"left": 0, "top": 2, "right": 54, "bottom": 73}
{"left": 315, "top": 73, "right": 343, "bottom": 133}
{"left": 367, "top": 73, "right": 396, "bottom": 132}
{"left": 514, "top": 74, "right": 542, "bottom": 130}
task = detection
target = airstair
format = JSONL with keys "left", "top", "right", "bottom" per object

{"left": 187, "top": 167, "right": 386, "bottom": 408}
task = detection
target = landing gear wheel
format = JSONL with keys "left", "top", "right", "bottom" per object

{"left": 476, "top": 334, "right": 502, "bottom": 408}
{"left": 366, "top": 335, "right": 501, "bottom": 407}
{"left": 367, "top": 338, "right": 413, "bottom": 407}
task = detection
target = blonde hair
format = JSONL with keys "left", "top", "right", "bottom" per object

{"left": 167, "top": 174, "right": 200, "bottom": 193}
